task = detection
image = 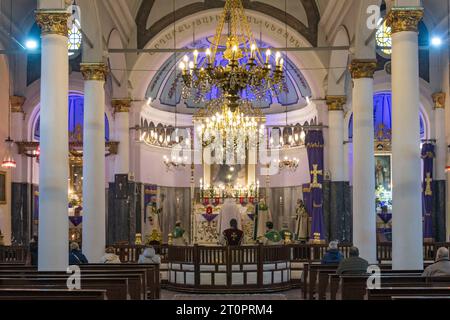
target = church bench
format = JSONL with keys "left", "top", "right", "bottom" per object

{"left": 332, "top": 273, "right": 442, "bottom": 300}
{"left": 0, "top": 269, "right": 146, "bottom": 300}
{"left": 368, "top": 287, "right": 450, "bottom": 300}
{"left": 0, "top": 277, "right": 129, "bottom": 300}
{"left": 0, "top": 288, "right": 107, "bottom": 300}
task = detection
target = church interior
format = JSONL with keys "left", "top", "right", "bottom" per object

{"left": 0, "top": 0, "right": 450, "bottom": 303}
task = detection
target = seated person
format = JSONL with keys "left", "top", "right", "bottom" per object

{"left": 100, "top": 246, "right": 121, "bottom": 264}
{"left": 222, "top": 219, "right": 244, "bottom": 246}
{"left": 422, "top": 247, "right": 450, "bottom": 277}
{"left": 279, "top": 222, "right": 293, "bottom": 244}
{"left": 138, "top": 246, "right": 161, "bottom": 264}
{"left": 68, "top": 242, "right": 89, "bottom": 265}
{"left": 172, "top": 220, "right": 188, "bottom": 246}
{"left": 336, "top": 247, "right": 369, "bottom": 275}
{"left": 263, "top": 221, "right": 282, "bottom": 245}
{"left": 321, "top": 241, "right": 344, "bottom": 265}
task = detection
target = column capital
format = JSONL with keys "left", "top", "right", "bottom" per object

{"left": 35, "top": 10, "right": 71, "bottom": 37}
{"left": 10, "top": 96, "right": 26, "bottom": 113}
{"left": 349, "top": 59, "right": 377, "bottom": 79}
{"left": 112, "top": 99, "right": 132, "bottom": 113}
{"left": 432, "top": 92, "right": 446, "bottom": 109}
{"left": 80, "top": 63, "right": 109, "bottom": 81}
{"left": 326, "top": 96, "right": 346, "bottom": 111}
{"left": 386, "top": 7, "right": 423, "bottom": 34}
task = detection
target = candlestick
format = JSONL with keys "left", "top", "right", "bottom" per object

{"left": 206, "top": 48, "right": 211, "bottom": 64}
{"left": 193, "top": 50, "right": 198, "bottom": 66}
{"left": 265, "top": 49, "right": 271, "bottom": 64}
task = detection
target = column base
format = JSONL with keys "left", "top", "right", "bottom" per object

{"left": 328, "top": 181, "right": 352, "bottom": 242}
{"left": 433, "top": 180, "right": 446, "bottom": 242}
{"left": 11, "top": 183, "right": 33, "bottom": 245}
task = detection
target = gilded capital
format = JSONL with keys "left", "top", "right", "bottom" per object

{"left": 80, "top": 63, "right": 109, "bottom": 81}
{"left": 112, "top": 99, "right": 132, "bottom": 113}
{"left": 349, "top": 59, "right": 377, "bottom": 79}
{"left": 386, "top": 7, "right": 423, "bottom": 34}
{"left": 35, "top": 10, "right": 71, "bottom": 37}
{"left": 326, "top": 96, "right": 346, "bottom": 111}
{"left": 432, "top": 92, "right": 446, "bottom": 109}
{"left": 10, "top": 96, "right": 26, "bottom": 113}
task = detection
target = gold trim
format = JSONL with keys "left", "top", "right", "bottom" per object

{"left": 35, "top": 10, "right": 70, "bottom": 37}
{"left": 349, "top": 59, "right": 377, "bottom": 79}
{"left": 80, "top": 63, "right": 109, "bottom": 81}
{"left": 10, "top": 96, "right": 26, "bottom": 113}
{"left": 326, "top": 96, "right": 346, "bottom": 111}
{"left": 386, "top": 7, "right": 423, "bottom": 34}
{"left": 432, "top": 92, "right": 446, "bottom": 109}
{"left": 111, "top": 99, "right": 132, "bottom": 113}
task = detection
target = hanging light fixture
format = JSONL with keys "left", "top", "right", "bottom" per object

{"left": 2, "top": 2, "right": 16, "bottom": 169}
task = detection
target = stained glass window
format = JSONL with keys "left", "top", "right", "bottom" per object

{"left": 68, "top": 20, "right": 82, "bottom": 56}
{"left": 376, "top": 21, "right": 392, "bottom": 55}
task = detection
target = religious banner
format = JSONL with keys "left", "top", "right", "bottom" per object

{"left": 305, "top": 130, "right": 325, "bottom": 241}
{"left": 144, "top": 184, "right": 158, "bottom": 221}
{"left": 421, "top": 143, "right": 435, "bottom": 241}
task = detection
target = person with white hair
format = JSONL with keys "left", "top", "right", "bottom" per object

{"left": 138, "top": 246, "right": 161, "bottom": 264}
{"left": 321, "top": 241, "right": 344, "bottom": 265}
{"left": 68, "top": 242, "right": 88, "bottom": 265}
{"left": 422, "top": 247, "right": 450, "bottom": 277}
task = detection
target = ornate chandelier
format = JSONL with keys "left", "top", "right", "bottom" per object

{"left": 179, "top": 0, "right": 287, "bottom": 108}
{"left": 277, "top": 156, "right": 299, "bottom": 172}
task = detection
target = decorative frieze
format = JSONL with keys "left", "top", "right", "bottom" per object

{"left": 349, "top": 59, "right": 377, "bottom": 79}
{"left": 112, "top": 99, "right": 132, "bottom": 113}
{"left": 432, "top": 92, "right": 446, "bottom": 109}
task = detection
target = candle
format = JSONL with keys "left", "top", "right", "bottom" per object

{"left": 232, "top": 45, "right": 238, "bottom": 60}
{"left": 206, "top": 48, "right": 211, "bottom": 64}
{"left": 265, "top": 49, "right": 271, "bottom": 64}
{"left": 193, "top": 50, "right": 198, "bottom": 65}
{"left": 250, "top": 43, "right": 256, "bottom": 59}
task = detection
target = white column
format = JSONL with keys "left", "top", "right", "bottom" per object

{"left": 388, "top": 8, "right": 424, "bottom": 270}
{"left": 112, "top": 99, "right": 131, "bottom": 175}
{"left": 326, "top": 96, "right": 346, "bottom": 182}
{"left": 350, "top": 60, "right": 377, "bottom": 263}
{"left": 36, "top": 11, "right": 70, "bottom": 271}
{"left": 81, "top": 63, "right": 107, "bottom": 262}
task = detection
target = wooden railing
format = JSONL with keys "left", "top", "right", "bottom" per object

{"left": 2, "top": 242, "right": 449, "bottom": 265}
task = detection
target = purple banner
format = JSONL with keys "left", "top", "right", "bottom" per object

{"left": 202, "top": 213, "right": 219, "bottom": 223}
{"left": 421, "top": 143, "right": 434, "bottom": 240}
{"left": 69, "top": 216, "right": 83, "bottom": 227}
{"left": 306, "top": 130, "right": 325, "bottom": 240}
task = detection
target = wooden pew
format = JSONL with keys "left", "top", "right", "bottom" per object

{"left": 0, "top": 277, "right": 129, "bottom": 300}
{"left": 368, "top": 287, "right": 450, "bottom": 300}
{"left": 0, "top": 269, "right": 146, "bottom": 300}
{"left": 0, "top": 288, "right": 107, "bottom": 300}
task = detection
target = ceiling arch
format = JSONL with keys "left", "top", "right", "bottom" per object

{"left": 135, "top": 0, "right": 320, "bottom": 49}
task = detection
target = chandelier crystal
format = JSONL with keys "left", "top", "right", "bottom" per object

{"left": 179, "top": 0, "right": 287, "bottom": 108}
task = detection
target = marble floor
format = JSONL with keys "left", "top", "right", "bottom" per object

{"left": 160, "top": 288, "right": 303, "bottom": 300}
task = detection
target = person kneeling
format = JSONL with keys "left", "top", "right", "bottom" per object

{"left": 222, "top": 219, "right": 244, "bottom": 246}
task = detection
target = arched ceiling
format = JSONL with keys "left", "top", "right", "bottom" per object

{"left": 135, "top": 0, "right": 321, "bottom": 49}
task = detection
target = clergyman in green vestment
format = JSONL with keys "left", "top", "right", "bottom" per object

{"left": 263, "top": 221, "right": 282, "bottom": 245}
{"left": 172, "top": 220, "right": 188, "bottom": 245}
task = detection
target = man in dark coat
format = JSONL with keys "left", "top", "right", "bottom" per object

{"left": 336, "top": 247, "right": 369, "bottom": 275}
{"left": 222, "top": 219, "right": 244, "bottom": 246}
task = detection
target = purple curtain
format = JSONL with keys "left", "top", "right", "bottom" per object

{"left": 305, "top": 130, "right": 325, "bottom": 240}
{"left": 302, "top": 183, "right": 312, "bottom": 217}
{"left": 421, "top": 143, "right": 435, "bottom": 240}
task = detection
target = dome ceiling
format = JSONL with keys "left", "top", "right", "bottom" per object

{"left": 145, "top": 37, "right": 312, "bottom": 114}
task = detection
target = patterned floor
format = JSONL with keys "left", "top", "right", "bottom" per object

{"left": 161, "top": 289, "right": 303, "bottom": 300}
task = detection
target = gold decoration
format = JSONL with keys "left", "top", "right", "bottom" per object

{"left": 135, "top": 233, "right": 142, "bottom": 245}
{"left": 386, "top": 7, "right": 423, "bottom": 34}
{"left": 112, "top": 99, "right": 132, "bottom": 113}
{"left": 424, "top": 172, "right": 432, "bottom": 196}
{"left": 349, "top": 59, "right": 377, "bottom": 79}
{"left": 80, "top": 63, "right": 109, "bottom": 81}
{"left": 35, "top": 10, "right": 71, "bottom": 37}
{"left": 310, "top": 164, "right": 323, "bottom": 189}
{"left": 326, "top": 96, "right": 346, "bottom": 111}
{"left": 432, "top": 92, "right": 446, "bottom": 109}
{"left": 10, "top": 96, "right": 26, "bottom": 113}
{"left": 145, "top": 229, "right": 162, "bottom": 244}
{"left": 168, "top": 233, "right": 173, "bottom": 245}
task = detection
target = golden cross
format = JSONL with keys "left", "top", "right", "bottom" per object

{"left": 310, "top": 164, "right": 323, "bottom": 188}
{"left": 231, "top": 232, "right": 238, "bottom": 240}
{"left": 424, "top": 172, "right": 432, "bottom": 196}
